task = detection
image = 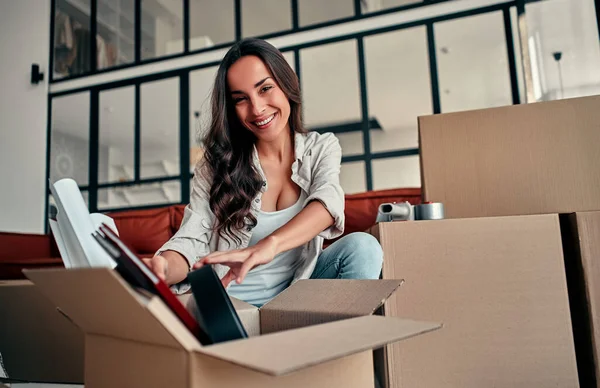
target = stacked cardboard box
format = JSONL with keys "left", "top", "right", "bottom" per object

{"left": 372, "top": 95, "right": 600, "bottom": 387}
{"left": 419, "top": 95, "right": 600, "bottom": 219}
{"left": 371, "top": 216, "right": 578, "bottom": 387}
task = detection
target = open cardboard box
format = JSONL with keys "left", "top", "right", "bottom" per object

{"left": 24, "top": 268, "right": 440, "bottom": 388}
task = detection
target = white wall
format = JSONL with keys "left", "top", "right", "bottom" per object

{"left": 0, "top": 0, "right": 50, "bottom": 233}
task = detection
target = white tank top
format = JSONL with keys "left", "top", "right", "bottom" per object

{"left": 226, "top": 191, "right": 307, "bottom": 306}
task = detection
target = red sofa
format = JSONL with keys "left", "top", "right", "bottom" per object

{"left": 0, "top": 188, "right": 421, "bottom": 280}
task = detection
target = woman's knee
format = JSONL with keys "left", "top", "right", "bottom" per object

{"left": 342, "top": 232, "right": 383, "bottom": 276}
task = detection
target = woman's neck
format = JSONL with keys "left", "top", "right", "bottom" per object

{"left": 256, "top": 130, "right": 294, "bottom": 163}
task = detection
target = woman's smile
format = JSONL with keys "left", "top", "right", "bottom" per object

{"left": 252, "top": 112, "right": 277, "bottom": 129}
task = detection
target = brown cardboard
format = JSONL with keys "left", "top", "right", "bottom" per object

{"left": 260, "top": 279, "right": 402, "bottom": 333}
{"left": 22, "top": 267, "right": 187, "bottom": 349}
{"left": 371, "top": 214, "right": 579, "bottom": 388}
{"left": 200, "top": 315, "right": 437, "bottom": 375}
{"left": 230, "top": 296, "right": 261, "bottom": 337}
{"left": 419, "top": 95, "right": 600, "bottom": 218}
{"left": 190, "top": 350, "right": 374, "bottom": 388}
{"left": 25, "top": 268, "right": 441, "bottom": 388}
{"left": 563, "top": 211, "right": 600, "bottom": 386}
{"left": 0, "top": 280, "right": 84, "bottom": 384}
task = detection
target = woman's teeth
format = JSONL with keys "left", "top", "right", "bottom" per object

{"left": 255, "top": 114, "right": 275, "bottom": 126}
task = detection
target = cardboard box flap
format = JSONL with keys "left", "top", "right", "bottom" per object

{"left": 260, "top": 279, "right": 402, "bottom": 332}
{"left": 229, "top": 296, "right": 261, "bottom": 337}
{"left": 200, "top": 315, "right": 440, "bottom": 376}
{"left": 24, "top": 268, "right": 187, "bottom": 350}
{"left": 263, "top": 279, "right": 402, "bottom": 315}
{"left": 230, "top": 296, "right": 259, "bottom": 312}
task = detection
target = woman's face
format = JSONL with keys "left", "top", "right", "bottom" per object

{"left": 227, "top": 55, "right": 291, "bottom": 143}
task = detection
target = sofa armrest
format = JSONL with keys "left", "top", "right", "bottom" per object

{"left": 0, "top": 232, "right": 56, "bottom": 262}
{"left": 0, "top": 232, "right": 64, "bottom": 280}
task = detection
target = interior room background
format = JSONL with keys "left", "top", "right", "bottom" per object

{"left": 18, "top": 0, "right": 600, "bottom": 230}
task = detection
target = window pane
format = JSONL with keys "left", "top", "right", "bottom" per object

{"left": 97, "top": 0, "right": 135, "bottom": 69}
{"left": 141, "top": 78, "right": 180, "bottom": 179}
{"left": 340, "top": 161, "right": 366, "bottom": 194}
{"left": 335, "top": 132, "right": 363, "bottom": 156}
{"left": 98, "top": 181, "right": 181, "bottom": 210}
{"left": 99, "top": 86, "right": 135, "bottom": 184}
{"left": 435, "top": 11, "right": 513, "bottom": 113}
{"left": 190, "top": 0, "right": 234, "bottom": 49}
{"left": 298, "top": 0, "right": 354, "bottom": 27}
{"left": 141, "top": 0, "right": 183, "bottom": 60}
{"left": 372, "top": 155, "right": 420, "bottom": 190}
{"left": 242, "top": 0, "right": 292, "bottom": 38}
{"left": 282, "top": 50, "right": 296, "bottom": 72}
{"left": 361, "top": 0, "right": 421, "bottom": 14}
{"left": 54, "top": 0, "right": 92, "bottom": 79}
{"left": 190, "top": 66, "right": 218, "bottom": 169}
{"left": 526, "top": 0, "right": 600, "bottom": 101}
{"left": 365, "top": 27, "right": 432, "bottom": 153}
{"left": 301, "top": 40, "right": 362, "bottom": 157}
{"left": 50, "top": 92, "right": 90, "bottom": 186}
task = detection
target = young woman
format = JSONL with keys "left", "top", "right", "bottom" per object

{"left": 144, "top": 38, "right": 383, "bottom": 306}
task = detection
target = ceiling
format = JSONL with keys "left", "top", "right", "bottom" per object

{"left": 52, "top": 0, "right": 600, "bottom": 161}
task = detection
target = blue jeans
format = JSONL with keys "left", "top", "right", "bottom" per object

{"left": 310, "top": 232, "right": 383, "bottom": 280}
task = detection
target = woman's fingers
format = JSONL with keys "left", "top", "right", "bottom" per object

{"left": 220, "top": 269, "right": 236, "bottom": 288}
{"left": 153, "top": 256, "right": 168, "bottom": 281}
{"left": 235, "top": 255, "right": 258, "bottom": 284}
{"left": 143, "top": 256, "right": 168, "bottom": 281}
{"left": 192, "top": 249, "right": 246, "bottom": 268}
{"left": 190, "top": 249, "right": 262, "bottom": 284}
{"left": 203, "top": 250, "right": 232, "bottom": 259}
{"left": 202, "top": 251, "right": 248, "bottom": 265}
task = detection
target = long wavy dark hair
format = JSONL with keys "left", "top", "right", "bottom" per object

{"left": 201, "top": 38, "right": 306, "bottom": 245}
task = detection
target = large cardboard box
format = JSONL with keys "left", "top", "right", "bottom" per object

{"left": 419, "top": 95, "right": 600, "bottom": 219}
{"left": 0, "top": 280, "right": 84, "bottom": 384}
{"left": 562, "top": 211, "right": 600, "bottom": 386}
{"left": 370, "top": 214, "right": 579, "bottom": 388}
{"left": 24, "top": 268, "right": 440, "bottom": 388}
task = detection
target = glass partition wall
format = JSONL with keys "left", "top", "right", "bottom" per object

{"left": 48, "top": 0, "right": 600, "bottom": 220}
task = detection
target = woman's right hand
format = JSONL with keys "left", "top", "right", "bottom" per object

{"left": 142, "top": 255, "right": 169, "bottom": 282}
{"left": 142, "top": 251, "right": 190, "bottom": 285}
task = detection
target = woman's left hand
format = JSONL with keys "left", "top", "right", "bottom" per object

{"left": 193, "top": 236, "right": 279, "bottom": 287}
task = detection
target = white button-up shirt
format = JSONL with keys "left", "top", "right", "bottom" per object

{"left": 157, "top": 131, "right": 345, "bottom": 293}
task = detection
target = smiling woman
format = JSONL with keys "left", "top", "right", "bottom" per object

{"left": 145, "top": 38, "right": 383, "bottom": 307}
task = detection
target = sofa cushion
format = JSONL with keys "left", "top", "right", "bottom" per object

{"left": 171, "top": 205, "right": 186, "bottom": 235}
{"left": 107, "top": 207, "right": 173, "bottom": 256}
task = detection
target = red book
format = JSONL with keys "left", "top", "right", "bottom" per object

{"left": 93, "top": 223, "right": 212, "bottom": 345}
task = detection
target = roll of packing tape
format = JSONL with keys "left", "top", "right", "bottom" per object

{"left": 414, "top": 202, "right": 444, "bottom": 220}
